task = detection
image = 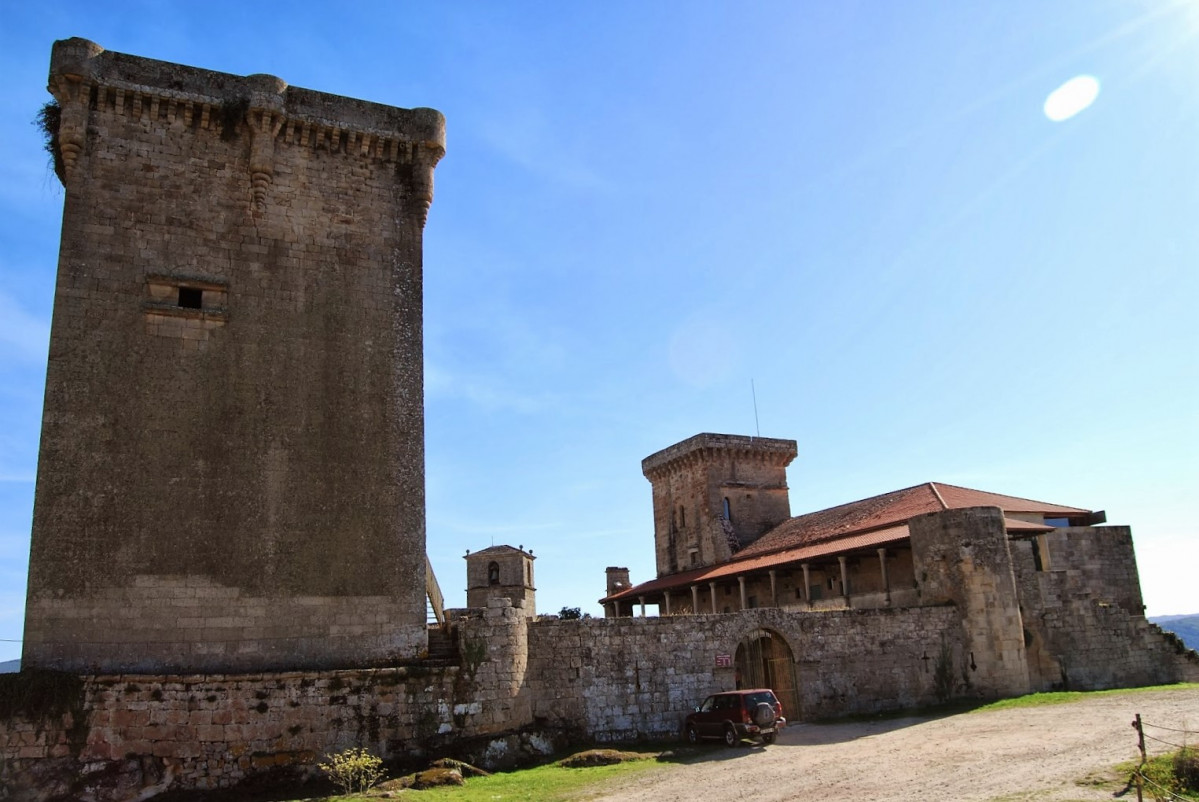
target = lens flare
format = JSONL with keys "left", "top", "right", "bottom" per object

{"left": 1043, "top": 75, "right": 1101, "bottom": 121}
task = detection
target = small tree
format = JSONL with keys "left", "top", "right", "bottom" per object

{"left": 558, "top": 606, "right": 590, "bottom": 620}
{"left": 318, "top": 747, "right": 384, "bottom": 794}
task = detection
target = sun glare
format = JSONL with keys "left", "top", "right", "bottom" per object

{"left": 1043, "top": 75, "right": 1101, "bottom": 121}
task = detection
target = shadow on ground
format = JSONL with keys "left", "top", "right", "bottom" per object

{"left": 658, "top": 708, "right": 975, "bottom": 763}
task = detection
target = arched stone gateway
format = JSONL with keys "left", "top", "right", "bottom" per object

{"left": 734, "top": 628, "right": 800, "bottom": 721}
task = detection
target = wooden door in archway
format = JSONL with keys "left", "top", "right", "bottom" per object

{"left": 735, "top": 629, "right": 800, "bottom": 721}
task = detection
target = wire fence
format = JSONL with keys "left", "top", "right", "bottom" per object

{"left": 1130, "top": 713, "right": 1197, "bottom": 802}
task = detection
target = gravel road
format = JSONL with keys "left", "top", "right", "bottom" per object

{"left": 584, "top": 687, "right": 1199, "bottom": 802}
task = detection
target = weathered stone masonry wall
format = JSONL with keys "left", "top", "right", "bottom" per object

{"left": 525, "top": 604, "right": 964, "bottom": 741}
{"left": 1039, "top": 601, "right": 1199, "bottom": 690}
{"left": 1011, "top": 526, "right": 1199, "bottom": 691}
{"left": 0, "top": 600, "right": 968, "bottom": 799}
{"left": 0, "top": 599, "right": 541, "bottom": 801}
{"left": 910, "top": 507, "right": 1030, "bottom": 699}
{"left": 0, "top": 667, "right": 461, "bottom": 802}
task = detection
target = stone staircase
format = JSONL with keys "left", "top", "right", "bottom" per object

{"left": 425, "top": 625, "right": 460, "bottom": 666}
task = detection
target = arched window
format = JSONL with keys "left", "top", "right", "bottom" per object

{"left": 679, "top": 505, "right": 686, "bottom": 528}
{"left": 488, "top": 561, "right": 500, "bottom": 585}
{"left": 722, "top": 497, "right": 732, "bottom": 521}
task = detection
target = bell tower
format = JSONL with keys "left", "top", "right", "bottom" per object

{"left": 465, "top": 546, "right": 537, "bottom": 617}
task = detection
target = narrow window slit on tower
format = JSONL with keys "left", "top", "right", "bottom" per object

{"left": 143, "top": 275, "right": 229, "bottom": 341}
{"left": 178, "top": 286, "right": 203, "bottom": 309}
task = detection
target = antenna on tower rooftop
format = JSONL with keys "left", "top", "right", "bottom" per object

{"left": 751, "top": 379, "right": 761, "bottom": 438}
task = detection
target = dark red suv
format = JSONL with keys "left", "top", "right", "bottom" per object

{"left": 684, "top": 689, "right": 785, "bottom": 746}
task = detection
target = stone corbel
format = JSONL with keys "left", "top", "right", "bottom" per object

{"left": 49, "top": 75, "right": 92, "bottom": 183}
{"left": 245, "top": 74, "right": 287, "bottom": 214}
{"left": 410, "top": 141, "right": 446, "bottom": 228}
{"left": 47, "top": 38, "right": 104, "bottom": 185}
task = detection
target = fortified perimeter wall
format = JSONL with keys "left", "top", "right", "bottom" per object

{"left": 1010, "top": 526, "right": 1199, "bottom": 690}
{"left": 5, "top": 511, "right": 1197, "bottom": 800}
{"left": 0, "top": 600, "right": 965, "bottom": 800}
{"left": 0, "top": 600, "right": 549, "bottom": 802}
{"left": 25, "top": 39, "right": 444, "bottom": 673}
{"left": 525, "top": 605, "right": 964, "bottom": 740}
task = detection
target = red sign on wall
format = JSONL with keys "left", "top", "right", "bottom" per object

{"left": 714, "top": 653, "right": 733, "bottom": 668}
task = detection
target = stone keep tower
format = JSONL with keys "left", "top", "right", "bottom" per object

{"left": 24, "top": 39, "right": 444, "bottom": 673}
{"left": 642, "top": 433, "right": 797, "bottom": 577}
{"left": 464, "top": 546, "right": 537, "bottom": 617}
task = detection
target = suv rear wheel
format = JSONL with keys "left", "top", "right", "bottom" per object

{"left": 723, "top": 725, "right": 739, "bottom": 748}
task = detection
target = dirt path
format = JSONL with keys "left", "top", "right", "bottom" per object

{"left": 584, "top": 687, "right": 1199, "bottom": 802}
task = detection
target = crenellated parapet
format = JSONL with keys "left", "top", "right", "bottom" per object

{"left": 47, "top": 37, "right": 445, "bottom": 221}
{"left": 641, "top": 433, "right": 797, "bottom": 482}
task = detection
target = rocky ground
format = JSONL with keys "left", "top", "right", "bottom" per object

{"left": 585, "top": 687, "right": 1199, "bottom": 802}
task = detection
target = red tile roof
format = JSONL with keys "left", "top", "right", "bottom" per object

{"left": 601, "top": 482, "right": 1088, "bottom": 604}
{"left": 737, "top": 482, "right": 1087, "bottom": 559}
{"left": 602, "top": 525, "right": 911, "bottom": 603}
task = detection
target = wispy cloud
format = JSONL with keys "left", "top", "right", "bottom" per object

{"left": 426, "top": 360, "right": 562, "bottom": 414}
{"left": 424, "top": 300, "right": 571, "bottom": 415}
{"left": 477, "top": 106, "right": 616, "bottom": 193}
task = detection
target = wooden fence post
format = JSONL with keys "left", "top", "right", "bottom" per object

{"left": 1132, "top": 714, "right": 1145, "bottom": 802}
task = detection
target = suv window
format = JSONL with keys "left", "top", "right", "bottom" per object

{"left": 743, "top": 691, "right": 777, "bottom": 708}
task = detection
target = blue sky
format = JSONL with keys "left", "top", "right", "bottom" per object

{"left": 1, "top": 2, "right": 1197, "bottom": 662}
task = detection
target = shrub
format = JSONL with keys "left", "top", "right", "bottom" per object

{"left": 1174, "top": 747, "right": 1199, "bottom": 793}
{"left": 318, "top": 747, "right": 384, "bottom": 794}
{"left": 1135, "top": 747, "right": 1199, "bottom": 801}
{"left": 33, "top": 101, "right": 64, "bottom": 184}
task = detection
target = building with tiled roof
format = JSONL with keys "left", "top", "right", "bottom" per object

{"left": 603, "top": 454, "right": 1105, "bottom": 618}
{"left": 597, "top": 432, "right": 1195, "bottom": 710}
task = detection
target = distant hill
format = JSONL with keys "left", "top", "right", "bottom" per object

{"left": 0, "top": 659, "right": 19, "bottom": 673}
{"left": 1151, "top": 614, "right": 1199, "bottom": 651}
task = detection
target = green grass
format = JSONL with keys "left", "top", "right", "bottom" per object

{"left": 974, "top": 682, "right": 1199, "bottom": 712}
{"left": 1117, "top": 748, "right": 1199, "bottom": 801}
{"left": 401, "top": 758, "right": 664, "bottom": 800}
{"left": 279, "top": 754, "right": 667, "bottom": 802}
